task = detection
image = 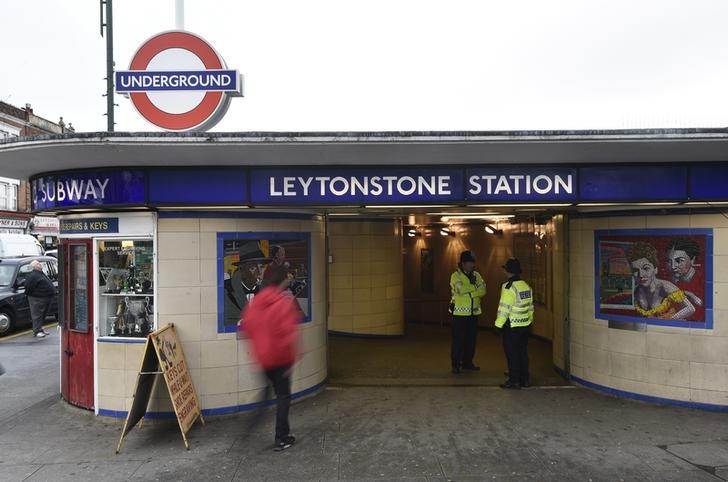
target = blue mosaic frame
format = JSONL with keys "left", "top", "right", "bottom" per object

{"left": 594, "top": 228, "right": 714, "bottom": 329}
{"left": 217, "top": 231, "right": 312, "bottom": 333}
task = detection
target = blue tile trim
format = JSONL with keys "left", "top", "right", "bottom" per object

{"left": 97, "top": 337, "right": 147, "bottom": 343}
{"left": 572, "top": 375, "right": 728, "bottom": 412}
{"left": 97, "top": 379, "right": 327, "bottom": 418}
{"left": 328, "top": 330, "right": 402, "bottom": 339}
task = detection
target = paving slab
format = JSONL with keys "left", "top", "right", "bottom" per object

{"left": 129, "top": 457, "right": 241, "bottom": 481}
{"left": 666, "top": 441, "right": 728, "bottom": 469}
{"left": 232, "top": 450, "right": 339, "bottom": 480}
{"left": 25, "top": 461, "right": 144, "bottom": 482}
{"left": 0, "top": 464, "right": 42, "bottom": 482}
{"left": 339, "top": 451, "right": 444, "bottom": 479}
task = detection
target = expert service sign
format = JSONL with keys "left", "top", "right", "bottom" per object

{"left": 115, "top": 31, "right": 243, "bottom": 131}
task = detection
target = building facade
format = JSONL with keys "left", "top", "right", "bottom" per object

{"left": 2, "top": 129, "right": 727, "bottom": 416}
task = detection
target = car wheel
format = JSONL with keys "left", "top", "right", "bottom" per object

{"left": 0, "top": 309, "right": 14, "bottom": 336}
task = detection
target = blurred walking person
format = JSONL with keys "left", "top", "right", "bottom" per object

{"left": 239, "top": 268, "right": 302, "bottom": 451}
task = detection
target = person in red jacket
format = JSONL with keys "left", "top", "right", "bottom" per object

{"left": 239, "top": 268, "right": 301, "bottom": 451}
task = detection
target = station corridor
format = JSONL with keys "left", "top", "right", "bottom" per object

{"left": 328, "top": 323, "right": 568, "bottom": 387}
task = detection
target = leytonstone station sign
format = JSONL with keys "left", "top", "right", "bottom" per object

{"left": 115, "top": 31, "right": 243, "bottom": 132}
{"left": 29, "top": 164, "right": 728, "bottom": 211}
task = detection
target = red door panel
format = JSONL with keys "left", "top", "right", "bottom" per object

{"left": 60, "top": 240, "right": 94, "bottom": 410}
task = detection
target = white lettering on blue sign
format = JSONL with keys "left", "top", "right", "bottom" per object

{"left": 268, "top": 175, "right": 452, "bottom": 197}
{"left": 468, "top": 174, "right": 573, "bottom": 196}
{"left": 35, "top": 178, "right": 110, "bottom": 203}
{"left": 115, "top": 70, "right": 240, "bottom": 93}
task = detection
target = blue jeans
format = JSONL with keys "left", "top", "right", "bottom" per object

{"left": 28, "top": 296, "right": 52, "bottom": 335}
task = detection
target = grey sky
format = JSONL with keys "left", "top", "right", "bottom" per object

{"left": 2, "top": 0, "right": 728, "bottom": 132}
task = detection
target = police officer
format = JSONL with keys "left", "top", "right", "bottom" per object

{"left": 495, "top": 258, "right": 534, "bottom": 389}
{"left": 449, "top": 250, "right": 486, "bottom": 374}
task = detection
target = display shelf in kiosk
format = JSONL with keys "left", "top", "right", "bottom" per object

{"left": 98, "top": 239, "right": 155, "bottom": 338}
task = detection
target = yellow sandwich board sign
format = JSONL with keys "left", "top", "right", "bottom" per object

{"left": 116, "top": 324, "right": 204, "bottom": 453}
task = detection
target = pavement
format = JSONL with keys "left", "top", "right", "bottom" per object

{"left": 3, "top": 329, "right": 728, "bottom": 481}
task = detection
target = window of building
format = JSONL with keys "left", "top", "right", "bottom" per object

{"left": 0, "top": 183, "right": 8, "bottom": 210}
{"left": 8, "top": 184, "right": 17, "bottom": 211}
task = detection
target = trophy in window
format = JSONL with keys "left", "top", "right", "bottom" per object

{"left": 108, "top": 315, "right": 118, "bottom": 336}
{"left": 115, "top": 298, "right": 126, "bottom": 335}
{"left": 142, "top": 296, "right": 154, "bottom": 334}
{"left": 141, "top": 271, "right": 153, "bottom": 293}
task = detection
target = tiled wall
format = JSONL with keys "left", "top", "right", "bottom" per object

{"left": 569, "top": 214, "right": 728, "bottom": 406}
{"left": 551, "top": 215, "right": 567, "bottom": 370}
{"left": 328, "top": 220, "right": 404, "bottom": 336}
{"left": 97, "top": 215, "right": 328, "bottom": 415}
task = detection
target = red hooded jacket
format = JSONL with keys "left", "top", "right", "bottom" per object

{"left": 239, "top": 285, "right": 301, "bottom": 370}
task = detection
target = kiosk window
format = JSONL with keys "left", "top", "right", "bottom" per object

{"left": 69, "top": 245, "right": 89, "bottom": 332}
{"left": 98, "top": 239, "right": 155, "bottom": 337}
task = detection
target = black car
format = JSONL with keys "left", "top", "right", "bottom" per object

{"left": 0, "top": 256, "right": 59, "bottom": 336}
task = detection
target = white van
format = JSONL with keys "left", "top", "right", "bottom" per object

{"left": 0, "top": 234, "right": 44, "bottom": 258}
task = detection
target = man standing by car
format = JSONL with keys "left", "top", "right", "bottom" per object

{"left": 25, "top": 260, "right": 54, "bottom": 339}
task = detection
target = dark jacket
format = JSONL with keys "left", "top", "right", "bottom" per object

{"left": 25, "top": 270, "right": 55, "bottom": 298}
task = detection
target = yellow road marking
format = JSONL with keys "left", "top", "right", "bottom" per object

{"left": 0, "top": 322, "right": 59, "bottom": 341}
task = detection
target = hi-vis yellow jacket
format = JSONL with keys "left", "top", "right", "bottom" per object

{"left": 449, "top": 269, "right": 486, "bottom": 316}
{"left": 495, "top": 279, "right": 534, "bottom": 328}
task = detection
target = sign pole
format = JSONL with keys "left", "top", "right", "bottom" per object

{"left": 100, "top": 0, "right": 115, "bottom": 131}
{"left": 175, "top": 0, "right": 184, "bottom": 30}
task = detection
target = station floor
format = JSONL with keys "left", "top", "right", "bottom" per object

{"left": 328, "top": 322, "right": 568, "bottom": 386}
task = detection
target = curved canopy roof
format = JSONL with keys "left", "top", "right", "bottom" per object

{"left": 1, "top": 129, "right": 728, "bottom": 179}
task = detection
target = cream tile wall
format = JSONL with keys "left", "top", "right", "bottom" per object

{"left": 328, "top": 220, "right": 404, "bottom": 336}
{"left": 97, "top": 215, "right": 327, "bottom": 416}
{"left": 569, "top": 214, "right": 728, "bottom": 407}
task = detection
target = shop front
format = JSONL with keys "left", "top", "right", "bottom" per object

{"left": 57, "top": 213, "right": 155, "bottom": 409}
{"left": 2, "top": 130, "right": 728, "bottom": 414}
{"left": 31, "top": 215, "right": 59, "bottom": 249}
{"left": 0, "top": 211, "right": 31, "bottom": 234}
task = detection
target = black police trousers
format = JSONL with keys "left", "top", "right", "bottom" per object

{"left": 451, "top": 315, "right": 478, "bottom": 369}
{"left": 503, "top": 323, "right": 530, "bottom": 386}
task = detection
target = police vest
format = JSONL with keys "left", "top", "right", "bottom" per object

{"left": 495, "top": 279, "right": 534, "bottom": 328}
{"left": 449, "top": 269, "right": 486, "bottom": 316}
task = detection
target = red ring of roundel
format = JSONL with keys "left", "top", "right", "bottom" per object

{"left": 129, "top": 31, "right": 224, "bottom": 130}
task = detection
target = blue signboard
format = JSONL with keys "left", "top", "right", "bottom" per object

{"left": 32, "top": 177, "right": 55, "bottom": 210}
{"left": 60, "top": 217, "right": 119, "bottom": 234}
{"left": 465, "top": 168, "right": 577, "bottom": 202}
{"left": 149, "top": 168, "right": 248, "bottom": 204}
{"left": 115, "top": 70, "right": 241, "bottom": 93}
{"left": 689, "top": 165, "right": 728, "bottom": 200}
{"left": 33, "top": 170, "right": 146, "bottom": 209}
{"left": 30, "top": 163, "right": 728, "bottom": 211}
{"left": 250, "top": 168, "right": 464, "bottom": 205}
{"left": 580, "top": 166, "right": 688, "bottom": 202}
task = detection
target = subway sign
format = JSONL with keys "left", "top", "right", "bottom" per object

{"left": 32, "top": 171, "right": 146, "bottom": 209}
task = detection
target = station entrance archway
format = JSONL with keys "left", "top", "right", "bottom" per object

{"left": 325, "top": 208, "right": 569, "bottom": 386}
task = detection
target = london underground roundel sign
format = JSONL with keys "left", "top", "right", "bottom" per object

{"left": 115, "top": 31, "right": 243, "bottom": 132}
